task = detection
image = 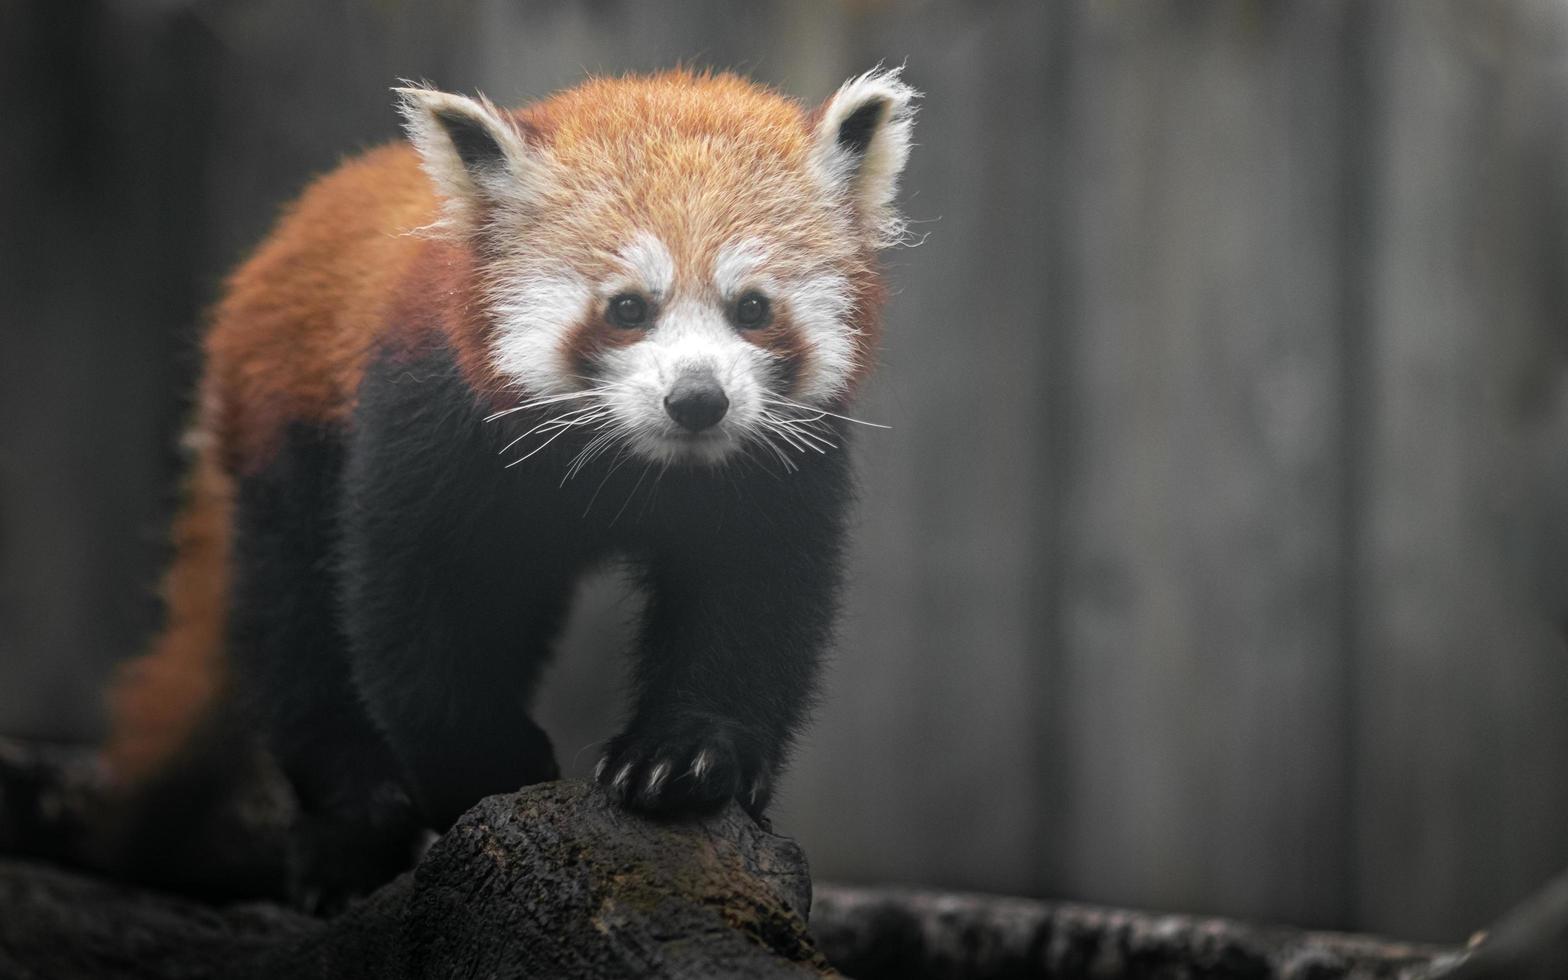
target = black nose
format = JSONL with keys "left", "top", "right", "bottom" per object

{"left": 664, "top": 375, "right": 729, "bottom": 432}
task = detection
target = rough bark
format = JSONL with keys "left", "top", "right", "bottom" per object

{"left": 0, "top": 852, "right": 1478, "bottom": 980}
{"left": 810, "top": 886, "right": 1464, "bottom": 980}
{"left": 12, "top": 736, "right": 1568, "bottom": 980}
{"left": 1, "top": 778, "right": 829, "bottom": 980}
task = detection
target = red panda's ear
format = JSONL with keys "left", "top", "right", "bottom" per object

{"left": 809, "top": 66, "right": 919, "bottom": 248}
{"left": 394, "top": 84, "right": 543, "bottom": 228}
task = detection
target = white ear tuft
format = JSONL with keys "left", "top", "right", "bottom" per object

{"left": 809, "top": 66, "right": 920, "bottom": 248}
{"left": 394, "top": 83, "right": 541, "bottom": 228}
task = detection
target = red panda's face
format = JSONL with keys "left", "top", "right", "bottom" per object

{"left": 399, "top": 69, "right": 915, "bottom": 467}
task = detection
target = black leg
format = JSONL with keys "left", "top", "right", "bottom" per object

{"left": 338, "top": 546, "right": 573, "bottom": 830}
{"left": 340, "top": 346, "right": 582, "bottom": 831}
{"left": 226, "top": 423, "right": 423, "bottom": 907}
{"left": 597, "top": 454, "right": 850, "bottom": 818}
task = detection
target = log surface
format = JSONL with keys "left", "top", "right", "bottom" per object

{"left": 17, "top": 737, "right": 1568, "bottom": 979}
{"left": 810, "top": 886, "right": 1463, "bottom": 980}
{"left": 0, "top": 779, "right": 829, "bottom": 980}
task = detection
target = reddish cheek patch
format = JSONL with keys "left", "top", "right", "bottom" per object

{"left": 741, "top": 311, "right": 810, "bottom": 395}
{"left": 561, "top": 314, "right": 644, "bottom": 378}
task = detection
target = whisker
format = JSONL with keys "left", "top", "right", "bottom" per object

{"left": 610, "top": 461, "right": 654, "bottom": 526}
{"left": 484, "top": 388, "right": 610, "bottom": 423}
{"left": 761, "top": 396, "right": 890, "bottom": 430}
{"left": 568, "top": 374, "right": 631, "bottom": 390}
{"left": 758, "top": 413, "right": 836, "bottom": 452}
{"left": 735, "top": 442, "right": 777, "bottom": 481}
{"left": 504, "top": 424, "right": 579, "bottom": 468}
{"left": 746, "top": 426, "right": 798, "bottom": 473}
{"left": 753, "top": 415, "right": 807, "bottom": 449}
{"left": 563, "top": 428, "right": 621, "bottom": 484}
{"left": 497, "top": 405, "right": 606, "bottom": 456}
{"left": 565, "top": 434, "right": 607, "bottom": 481}
{"left": 584, "top": 428, "right": 626, "bottom": 471}
{"left": 583, "top": 446, "right": 634, "bottom": 516}
{"left": 638, "top": 459, "right": 672, "bottom": 521}
{"left": 756, "top": 417, "right": 818, "bottom": 454}
{"left": 503, "top": 409, "right": 610, "bottom": 468}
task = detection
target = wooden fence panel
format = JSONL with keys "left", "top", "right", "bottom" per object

{"left": 1054, "top": 1, "right": 1357, "bottom": 928}
{"left": 1354, "top": 0, "right": 1568, "bottom": 940}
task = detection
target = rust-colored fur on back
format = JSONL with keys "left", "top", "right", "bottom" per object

{"left": 103, "top": 143, "right": 461, "bottom": 784}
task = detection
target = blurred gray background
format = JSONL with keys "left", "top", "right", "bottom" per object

{"left": 4, "top": 0, "right": 1568, "bottom": 945}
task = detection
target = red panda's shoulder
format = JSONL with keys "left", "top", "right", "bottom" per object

{"left": 200, "top": 142, "right": 492, "bottom": 473}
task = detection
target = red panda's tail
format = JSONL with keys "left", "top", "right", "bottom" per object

{"left": 103, "top": 440, "right": 232, "bottom": 787}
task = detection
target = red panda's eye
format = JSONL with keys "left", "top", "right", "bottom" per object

{"left": 607, "top": 293, "right": 650, "bottom": 328}
{"left": 733, "top": 292, "right": 771, "bottom": 329}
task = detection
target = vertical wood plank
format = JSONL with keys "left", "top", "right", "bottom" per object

{"left": 0, "top": 2, "right": 213, "bottom": 738}
{"left": 1355, "top": 0, "right": 1568, "bottom": 941}
{"left": 1057, "top": 0, "right": 1355, "bottom": 926}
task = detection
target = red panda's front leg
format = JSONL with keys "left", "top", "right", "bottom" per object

{"left": 340, "top": 344, "right": 582, "bottom": 832}
{"left": 596, "top": 451, "right": 850, "bottom": 819}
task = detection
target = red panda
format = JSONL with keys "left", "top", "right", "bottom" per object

{"left": 102, "top": 67, "right": 917, "bottom": 903}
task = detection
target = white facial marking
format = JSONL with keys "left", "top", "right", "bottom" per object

{"left": 487, "top": 233, "right": 860, "bottom": 470}
{"left": 714, "top": 239, "right": 858, "bottom": 404}
{"left": 489, "top": 268, "right": 591, "bottom": 394}
{"left": 714, "top": 239, "right": 770, "bottom": 299}
{"left": 611, "top": 231, "right": 675, "bottom": 299}
{"left": 780, "top": 273, "right": 856, "bottom": 403}
{"left": 596, "top": 298, "right": 770, "bottom": 466}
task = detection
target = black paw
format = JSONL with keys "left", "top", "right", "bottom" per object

{"left": 595, "top": 722, "right": 771, "bottom": 816}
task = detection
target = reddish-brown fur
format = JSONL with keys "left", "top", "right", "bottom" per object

{"left": 104, "top": 70, "right": 890, "bottom": 786}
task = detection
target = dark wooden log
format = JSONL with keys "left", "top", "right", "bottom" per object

{"left": 1, "top": 778, "right": 830, "bottom": 979}
{"left": 809, "top": 886, "right": 1463, "bottom": 980}
{"left": 14, "top": 735, "right": 1567, "bottom": 980}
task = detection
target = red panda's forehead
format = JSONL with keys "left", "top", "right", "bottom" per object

{"left": 515, "top": 72, "right": 855, "bottom": 278}
{"left": 525, "top": 70, "right": 813, "bottom": 161}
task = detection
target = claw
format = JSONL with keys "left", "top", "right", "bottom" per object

{"left": 690, "top": 750, "right": 712, "bottom": 781}
{"left": 646, "top": 761, "right": 670, "bottom": 794}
